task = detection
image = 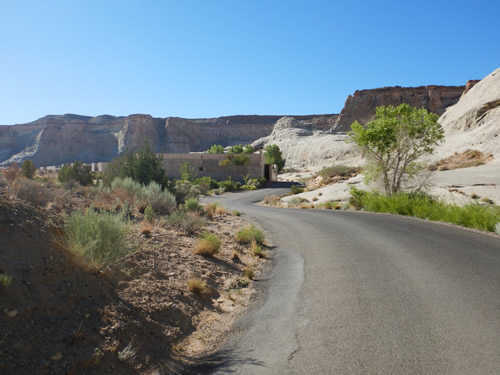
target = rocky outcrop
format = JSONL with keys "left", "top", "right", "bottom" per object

{"left": 0, "top": 114, "right": 334, "bottom": 167}
{"left": 331, "top": 85, "right": 466, "bottom": 132}
{"left": 435, "top": 68, "right": 500, "bottom": 159}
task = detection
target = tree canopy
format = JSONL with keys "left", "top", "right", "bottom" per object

{"left": 206, "top": 144, "right": 225, "bottom": 154}
{"left": 264, "top": 144, "right": 285, "bottom": 173}
{"left": 348, "top": 103, "right": 443, "bottom": 194}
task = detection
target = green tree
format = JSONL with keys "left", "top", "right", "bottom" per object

{"left": 121, "top": 141, "right": 169, "bottom": 189}
{"left": 348, "top": 103, "right": 444, "bottom": 195}
{"left": 264, "top": 144, "right": 285, "bottom": 173}
{"left": 180, "top": 161, "right": 196, "bottom": 181}
{"left": 229, "top": 144, "right": 244, "bottom": 154}
{"left": 243, "top": 144, "right": 255, "bottom": 154}
{"left": 206, "top": 144, "right": 225, "bottom": 154}
{"left": 21, "top": 160, "right": 36, "bottom": 179}
{"left": 58, "top": 161, "right": 93, "bottom": 186}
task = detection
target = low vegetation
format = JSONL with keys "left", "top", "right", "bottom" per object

{"left": 349, "top": 187, "right": 500, "bottom": 233}
{"left": 0, "top": 273, "right": 12, "bottom": 287}
{"left": 194, "top": 232, "right": 222, "bottom": 256}
{"left": 63, "top": 208, "right": 132, "bottom": 269}
{"left": 236, "top": 224, "right": 265, "bottom": 245}
{"left": 428, "top": 149, "right": 494, "bottom": 171}
{"left": 187, "top": 278, "right": 206, "bottom": 294}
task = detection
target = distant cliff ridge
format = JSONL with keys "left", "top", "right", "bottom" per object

{"left": 0, "top": 83, "right": 470, "bottom": 167}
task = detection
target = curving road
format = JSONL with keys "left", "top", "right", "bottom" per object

{"left": 194, "top": 183, "right": 500, "bottom": 374}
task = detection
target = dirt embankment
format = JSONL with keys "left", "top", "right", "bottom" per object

{"left": 0, "top": 182, "right": 268, "bottom": 374}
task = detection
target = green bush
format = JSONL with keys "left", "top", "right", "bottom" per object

{"left": 265, "top": 144, "right": 285, "bottom": 173}
{"left": 236, "top": 224, "right": 265, "bottom": 245}
{"left": 58, "top": 161, "right": 92, "bottom": 186}
{"left": 290, "top": 185, "right": 304, "bottom": 195}
{"left": 0, "top": 273, "right": 12, "bottom": 287}
{"left": 206, "top": 144, "right": 225, "bottom": 154}
{"left": 243, "top": 144, "right": 254, "bottom": 154}
{"left": 229, "top": 144, "right": 244, "bottom": 154}
{"left": 185, "top": 197, "right": 203, "bottom": 212}
{"left": 350, "top": 189, "right": 500, "bottom": 232}
{"left": 63, "top": 209, "right": 132, "bottom": 268}
{"left": 348, "top": 187, "right": 367, "bottom": 210}
{"left": 247, "top": 178, "right": 267, "bottom": 189}
{"left": 144, "top": 205, "right": 154, "bottom": 222}
{"left": 167, "top": 210, "right": 206, "bottom": 234}
{"left": 194, "top": 232, "right": 221, "bottom": 256}
{"left": 21, "top": 160, "right": 36, "bottom": 179}
{"left": 174, "top": 180, "right": 200, "bottom": 204}
{"left": 232, "top": 154, "right": 250, "bottom": 166}
{"left": 220, "top": 177, "right": 238, "bottom": 192}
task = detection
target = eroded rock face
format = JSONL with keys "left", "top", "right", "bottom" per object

{"left": 0, "top": 114, "right": 334, "bottom": 167}
{"left": 331, "top": 85, "right": 466, "bottom": 132}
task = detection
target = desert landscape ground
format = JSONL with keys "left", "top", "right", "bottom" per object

{"left": 1, "top": 66, "right": 499, "bottom": 374}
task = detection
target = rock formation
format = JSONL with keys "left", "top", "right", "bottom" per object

{"left": 435, "top": 68, "right": 500, "bottom": 159}
{"left": 0, "top": 114, "right": 333, "bottom": 167}
{"left": 331, "top": 85, "right": 466, "bottom": 132}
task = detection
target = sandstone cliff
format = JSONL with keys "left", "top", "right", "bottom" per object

{"left": 331, "top": 85, "right": 465, "bottom": 132}
{"left": 0, "top": 114, "right": 333, "bottom": 167}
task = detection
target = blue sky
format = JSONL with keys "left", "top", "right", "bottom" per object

{"left": 1, "top": 0, "right": 499, "bottom": 124}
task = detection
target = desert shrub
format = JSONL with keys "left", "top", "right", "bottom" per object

{"left": 232, "top": 154, "right": 250, "bottom": 166}
{"left": 111, "top": 177, "right": 143, "bottom": 199}
{"left": 21, "top": 160, "right": 36, "bottom": 179}
{"left": 184, "top": 197, "right": 203, "bottom": 212}
{"left": 290, "top": 185, "right": 304, "bottom": 195}
{"left": 16, "top": 179, "right": 53, "bottom": 206}
{"left": 187, "top": 278, "right": 206, "bottom": 294}
{"left": 220, "top": 177, "right": 238, "bottom": 192}
{"left": 215, "top": 206, "right": 227, "bottom": 216}
{"left": 167, "top": 210, "right": 206, "bottom": 234}
{"left": 350, "top": 189, "right": 500, "bottom": 232}
{"left": 348, "top": 187, "right": 367, "bottom": 210}
{"left": 263, "top": 195, "right": 281, "bottom": 205}
{"left": 252, "top": 242, "right": 266, "bottom": 258}
{"left": 174, "top": 180, "right": 200, "bottom": 205}
{"left": 63, "top": 209, "right": 132, "bottom": 269}
{"left": 204, "top": 202, "right": 220, "bottom": 219}
{"left": 236, "top": 224, "right": 265, "bottom": 245}
{"left": 58, "top": 161, "right": 92, "bottom": 186}
{"left": 193, "top": 176, "right": 219, "bottom": 194}
{"left": 232, "top": 210, "right": 241, "bottom": 216}
{"left": 144, "top": 205, "right": 154, "bottom": 222}
{"left": 240, "top": 185, "right": 256, "bottom": 191}
{"left": 0, "top": 273, "right": 12, "bottom": 287}
{"left": 229, "top": 144, "right": 244, "bottom": 154}
{"left": 63, "top": 179, "right": 80, "bottom": 191}
{"left": 243, "top": 268, "right": 255, "bottom": 280}
{"left": 243, "top": 144, "right": 254, "bottom": 154}
{"left": 141, "top": 181, "right": 177, "bottom": 215}
{"left": 247, "top": 178, "right": 267, "bottom": 189}
{"left": 3, "top": 163, "right": 23, "bottom": 197}
{"left": 194, "top": 232, "right": 221, "bottom": 256}
{"left": 318, "top": 165, "right": 358, "bottom": 180}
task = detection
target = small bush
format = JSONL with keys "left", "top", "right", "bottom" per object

{"left": 243, "top": 268, "right": 255, "bottom": 280}
{"left": 194, "top": 232, "right": 221, "bottom": 256}
{"left": 263, "top": 195, "right": 281, "bottom": 205}
{"left": 21, "top": 160, "right": 36, "bottom": 179}
{"left": 290, "top": 185, "right": 304, "bottom": 195}
{"left": 167, "top": 210, "right": 205, "bottom": 234}
{"left": 318, "top": 165, "right": 358, "bottom": 180}
{"left": 185, "top": 197, "right": 203, "bottom": 212}
{"left": 16, "top": 179, "right": 53, "bottom": 206}
{"left": 349, "top": 187, "right": 367, "bottom": 210}
{"left": 204, "top": 202, "right": 220, "bottom": 219}
{"left": 63, "top": 209, "right": 132, "bottom": 269}
{"left": 232, "top": 210, "right": 241, "bottom": 216}
{"left": 220, "top": 177, "right": 238, "bottom": 192}
{"left": 187, "top": 278, "right": 206, "bottom": 294}
{"left": 175, "top": 180, "right": 200, "bottom": 205}
{"left": 141, "top": 181, "right": 177, "bottom": 215}
{"left": 236, "top": 224, "right": 265, "bottom": 245}
{"left": 252, "top": 243, "right": 266, "bottom": 258}
{"left": 144, "top": 205, "right": 154, "bottom": 222}
{"left": 193, "top": 177, "right": 219, "bottom": 195}
{"left": 0, "top": 273, "right": 12, "bottom": 287}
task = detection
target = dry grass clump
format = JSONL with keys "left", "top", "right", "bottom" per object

{"left": 429, "top": 149, "right": 494, "bottom": 171}
{"left": 167, "top": 210, "right": 206, "bottom": 234}
{"left": 194, "top": 232, "right": 221, "bottom": 256}
{"left": 243, "top": 268, "right": 255, "bottom": 280}
{"left": 204, "top": 202, "right": 220, "bottom": 219}
{"left": 236, "top": 224, "right": 265, "bottom": 245}
{"left": 263, "top": 195, "right": 281, "bottom": 205}
{"left": 139, "top": 221, "right": 153, "bottom": 236}
{"left": 251, "top": 241, "right": 266, "bottom": 258}
{"left": 187, "top": 278, "right": 206, "bottom": 294}
{"left": 215, "top": 206, "right": 228, "bottom": 216}
{"left": 316, "top": 165, "right": 360, "bottom": 185}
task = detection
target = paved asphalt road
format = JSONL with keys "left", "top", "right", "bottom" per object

{"left": 194, "top": 183, "right": 500, "bottom": 374}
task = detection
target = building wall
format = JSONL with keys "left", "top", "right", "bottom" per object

{"left": 159, "top": 153, "right": 265, "bottom": 182}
